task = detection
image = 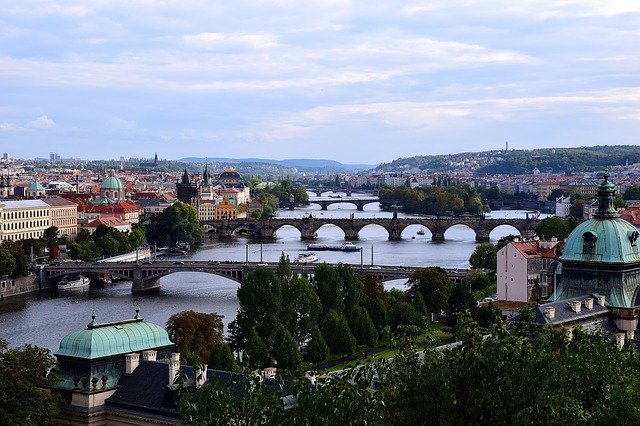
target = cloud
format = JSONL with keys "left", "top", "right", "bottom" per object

{"left": 30, "top": 115, "right": 56, "bottom": 129}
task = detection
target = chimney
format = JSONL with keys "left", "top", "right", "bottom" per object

{"left": 616, "top": 332, "right": 626, "bottom": 349}
{"left": 142, "top": 350, "right": 157, "bottom": 362}
{"left": 544, "top": 306, "right": 555, "bottom": 319}
{"left": 125, "top": 353, "right": 140, "bottom": 374}
{"left": 626, "top": 330, "right": 635, "bottom": 341}
{"left": 195, "top": 364, "right": 208, "bottom": 388}
{"left": 571, "top": 301, "right": 581, "bottom": 313}
{"left": 584, "top": 298, "right": 594, "bottom": 310}
{"left": 597, "top": 295, "right": 606, "bottom": 306}
{"left": 168, "top": 353, "right": 180, "bottom": 386}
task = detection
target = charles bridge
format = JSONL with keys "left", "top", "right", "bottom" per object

{"left": 203, "top": 216, "right": 540, "bottom": 242}
{"left": 36, "top": 261, "right": 465, "bottom": 292}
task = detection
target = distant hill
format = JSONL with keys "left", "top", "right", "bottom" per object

{"left": 179, "top": 157, "right": 374, "bottom": 174}
{"left": 379, "top": 145, "right": 640, "bottom": 175}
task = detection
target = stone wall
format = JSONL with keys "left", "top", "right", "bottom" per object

{"left": 0, "top": 274, "right": 45, "bottom": 298}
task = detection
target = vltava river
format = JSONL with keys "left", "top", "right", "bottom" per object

{"left": 0, "top": 194, "right": 542, "bottom": 352}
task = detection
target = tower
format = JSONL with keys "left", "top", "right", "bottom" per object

{"left": 176, "top": 168, "right": 198, "bottom": 206}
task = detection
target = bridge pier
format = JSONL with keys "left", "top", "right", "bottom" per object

{"left": 356, "top": 203, "right": 365, "bottom": 211}
{"left": 475, "top": 230, "right": 491, "bottom": 243}
{"left": 388, "top": 230, "right": 402, "bottom": 241}
{"left": 344, "top": 229, "right": 359, "bottom": 240}
{"left": 432, "top": 231, "right": 445, "bottom": 242}
{"left": 132, "top": 278, "right": 161, "bottom": 292}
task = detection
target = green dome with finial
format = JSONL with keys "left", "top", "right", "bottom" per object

{"left": 55, "top": 308, "right": 173, "bottom": 359}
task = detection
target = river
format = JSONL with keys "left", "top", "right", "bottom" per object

{"left": 0, "top": 193, "right": 544, "bottom": 352}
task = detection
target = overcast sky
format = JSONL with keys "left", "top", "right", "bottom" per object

{"left": 1, "top": 1, "right": 639, "bottom": 164}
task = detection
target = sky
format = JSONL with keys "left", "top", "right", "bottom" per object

{"left": 1, "top": 1, "right": 639, "bottom": 164}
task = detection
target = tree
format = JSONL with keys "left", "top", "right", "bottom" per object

{"left": 313, "top": 263, "right": 345, "bottom": 316}
{"left": 495, "top": 234, "right": 518, "bottom": 252}
{"left": 271, "top": 324, "right": 302, "bottom": 375}
{"left": 388, "top": 302, "right": 424, "bottom": 331}
{"left": 208, "top": 341, "right": 239, "bottom": 373}
{"left": 228, "top": 267, "right": 282, "bottom": 352}
{"left": 148, "top": 201, "right": 204, "bottom": 247}
{"left": 362, "top": 273, "right": 387, "bottom": 305}
{"left": 129, "top": 226, "right": 146, "bottom": 248}
{"left": 306, "top": 325, "right": 329, "bottom": 366}
{"left": 166, "top": 311, "right": 224, "bottom": 363}
{"left": 446, "top": 283, "right": 477, "bottom": 325}
{"left": 535, "top": 216, "right": 573, "bottom": 240}
{"left": 42, "top": 226, "right": 59, "bottom": 246}
{"left": 0, "top": 339, "right": 61, "bottom": 425}
{"left": 465, "top": 269, "right": 493, "bottom": 292}
{"left": 280, "top": 275, "right": 322, "bottom": 349}
{"left": 469, "top": 242, "right": 497, "bottom": 270}
{"left": 244, "top": 328, "right": 270, "bottom": 369}
{"left": 405, "top": 267, "right": 452, "bottom": 318}
{"left": 0, "top": 248, "right": 16, "bottom": 277}
{"left": 348, "top": 306, "right": 378, "bottom": 349}
{"left": 624, "top": 185, "right": 640, "bottom": 200}
{"left": 322, "top": 310, "right": 356, "bottom": 358}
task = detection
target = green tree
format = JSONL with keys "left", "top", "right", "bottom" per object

{"left": 405, "top": 267, "right": 452, "bottom": 318}
{"left": 469, "top": 242, "right": 497, "bottom": 270}
{"left": 306, "top": 325, "right": 329, "bottom": 366}
{"left": 624, "top": 185, "right": 640, "bottom": 200}
{"left": 271, "top": 324, "right": 302, "bottom": 375}
{"left": 348, "top": 306, "right": 378, "bottom": 349}
{"left": 166, "top": 311, "right": 224, "bottom": 363}
{"left": 129, "top": 226, "right": 146, "bottom": 248}
{"left": 0, "top": 339, "right": 61, "bottom": 425}
{"left": 148, "top": 201, "right": 204, "bottom": 247}
{"left": 228, "top": 267, "right": 282, "bottom": 352}
{"left": 0, "top": 248, "right": 16, "bottom": 276}
{"left": 281, "top": 275, "right": 322, "bottom": 349}
{"left": 313, "top": 263, "right": 345, "bottom": 316}
{"left": 208, "top": 341, "right": 239, "bottom": 373}
{"left": 322, "top": 310, "right": 356, "bottom": 358}
{"left": 0, "top": 241, "right": 27, "bottom": 277}
{"left": 465, "top": 269, "right": 493, "bottom": 292}
{"left": 535, "top": 216, "right": 573, "bottom": 240}
{"left": 495, "top": 234, "right": 518, "bottom": 251}
{"left": 388, "top": 302, "right": 424, "bottom": 331}
{"left": 446, "top": 283, "right": 477, "bottom": 325}
{"left": 244, "top": 328, "right": 270, "bottom": 369}
{"left": 42, "top": 226, "right": 59, "bottom": 246}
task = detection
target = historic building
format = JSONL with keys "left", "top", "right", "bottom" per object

{"left": 176, "top": 168, "right": 198, "bottom": 206}
{"left": 497, "top": 238, "right": 563, "bottom": 303}
{"left": 553, "top": 170, "right": 640, "bottom": 338}
{"left": 42, "top": 196, "right": 79, "bottom": 240}
{"left": 0, "top": 199, "right": 51, "bottom": 241}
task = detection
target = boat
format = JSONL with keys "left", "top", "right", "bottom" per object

{"left": 293, "top": 253, "right": 319, "bottom": 264}
{"left": 306, "top": 242, "right": 361, "bottom": 252}
{"left": 417, "top": 228, "right": 425, "bottom": 235}
{"left": 170, "top": 240, "right": 191, "bottom": 255}
{"left": 58, "top": 274, "right": 91, "bottom": 290}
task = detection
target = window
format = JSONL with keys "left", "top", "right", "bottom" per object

{"left": 583, "top": 231, "right": 598, "bottom": 255}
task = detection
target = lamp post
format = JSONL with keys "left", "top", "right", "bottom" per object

{"left": 371, "top": 244, "right": 374, "bottom": 266}
{"left": 245, "top": 244, "right": 249, "bottom": 265}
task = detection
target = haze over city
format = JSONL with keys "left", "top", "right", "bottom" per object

{"left": 2, "top": 1, "right": 639, "bottom": 163}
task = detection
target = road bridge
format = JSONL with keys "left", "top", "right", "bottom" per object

{"left": 35, "top": 261, "right": 465, "bottom": 292}
{"left": 204, "top": 216, "right": 539, "bottom": 242}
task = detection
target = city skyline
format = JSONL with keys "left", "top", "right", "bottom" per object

{"left": 2, "top": 1, "right": 639, "bottom": 163}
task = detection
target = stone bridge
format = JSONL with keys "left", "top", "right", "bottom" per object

{"left": 36, "top": 261, "right": 464, "bottom": 292}
{"left": 204, "top": 216, "right": 539, "bottom": 242}
{"left": 306, "top": 197, "right": 380, "bottom": 211}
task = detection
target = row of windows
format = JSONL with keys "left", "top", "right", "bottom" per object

{"left": 3, "top": 220, "right": 49, "bottom": 230}
{"left": 51, "top": 208, "right": 76, "bottom": 217}
{"left": 1, "top": 231, "right": 44, "bottom": 241}
{"left": 52, "top": 219, "right": 76, "bottom": 226}
{"left": 2, "top": 209, "right": 49, "bottom": 220}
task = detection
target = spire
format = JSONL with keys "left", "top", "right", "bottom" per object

{"left": 181, "top": 168, "right": 191, "bottom": 184}
{"left": 594, "top": 169, "right": 619, "bottom": 219}
{"left": 88, "top": 310, "right": 97, "bottom": 328}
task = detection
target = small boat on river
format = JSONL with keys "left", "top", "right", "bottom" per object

{"left": 306, "top": 242, "right": 361, "bottom": 252}
{"left": 58, "top": 275, "right": 91, "bottom": 290}
{"left": 417, "top": 228, "right": 425, "bottom": 235}
{"left": 293, "top": 253, "right": 319, "bottom": 264}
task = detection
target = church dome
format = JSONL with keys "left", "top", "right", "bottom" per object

{"left": 101, "top": 175, "right": 124, "bottom": 191}
{"left": 561, "top": 218, "right": 640, "bottom": 264}
{"left": 56, "top": 312, "right": 173, "bottom": 360}
{"left": 560, "top": 170, "right": 640, "bottom": 265}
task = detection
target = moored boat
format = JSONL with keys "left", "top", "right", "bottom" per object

{"left": 58, "top": 275, "right": 91, "bottom": 290}
{"left": 417, "top": 228, "right": 425, "bottom": 235}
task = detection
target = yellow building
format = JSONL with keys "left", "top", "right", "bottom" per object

{"left": 0, "top": 200, "right": 51, "bottom": 241}
{"left": 215, "top": 199, "right": 237, "bottom": 220}
{"left": 43, "top": 196, "right": 79, "bottom": 240}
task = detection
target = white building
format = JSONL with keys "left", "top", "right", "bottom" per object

{"left": 0, "top": 200, "right": 51, "bottom": 241}
{"left": 497, "top": 238, "right": 562, "bottom": 303}
{"left": 555, "top": 195, "right": 571, "bottom": 218}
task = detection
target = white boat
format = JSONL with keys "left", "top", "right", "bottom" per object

{"left": 417, "top": 228, "right": 425, "bottom": 235}
{"left": 58, "top": 275, "right": 91, "bottom": 290}
{"left": 293, "top": 253, "right": 319, "bottom": 264}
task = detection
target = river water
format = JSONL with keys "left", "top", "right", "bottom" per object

{"left": 0, "top": 193, "right": 543, "bottom": 352}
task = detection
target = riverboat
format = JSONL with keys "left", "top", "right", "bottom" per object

{"left": 306, "top": 242, "right": 361, "bottom": 252}
{"left": 417, "top": 228, "right": 425, "bottom": 235}
{"left": 58, "top": 275, "right": 91, "bottom": 290}
{"left": 293, "top": 253, "right": 319, "bottom": 264}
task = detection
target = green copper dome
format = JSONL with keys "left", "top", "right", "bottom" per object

{"left": 101, "top": 175, "right": 125, "bottom": 191}
{"left": 561, "top": 218, "right": 640, "bottom": 264}
{"left": 56, "top": 313, "right": 173, "bottom": 359}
